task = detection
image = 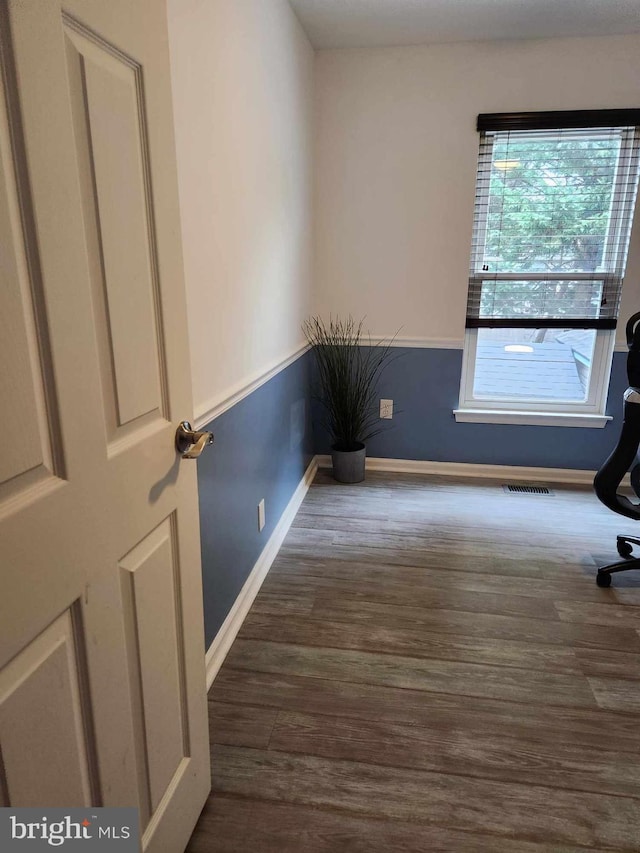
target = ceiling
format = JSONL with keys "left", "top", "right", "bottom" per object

{"left": 288, "top": 0, "right": 640, "bottom": 49}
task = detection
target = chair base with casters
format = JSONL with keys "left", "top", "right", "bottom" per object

{"left": 595, "top": 535, "right": 640, "bottom": 587}
{"left": 593, "top": 312, "right": 640, "bottom": 587}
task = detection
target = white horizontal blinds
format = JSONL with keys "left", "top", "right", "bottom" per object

{"left": 466, "top": 111, "right": 640, "bottom": 330}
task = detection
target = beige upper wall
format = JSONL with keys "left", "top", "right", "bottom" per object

{"left": 167, "top": 0, "right": 314, "bottom": 419}
{"left": 314, "top": 34, "right": 640, "bottom": 344}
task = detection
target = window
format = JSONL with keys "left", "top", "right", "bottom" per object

{"left": 456, "top": 109, "right": 640, "bottom": 427}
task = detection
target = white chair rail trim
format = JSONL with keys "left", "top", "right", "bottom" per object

{"left": 194, "top": 343, "right": 310, "bottom": 431}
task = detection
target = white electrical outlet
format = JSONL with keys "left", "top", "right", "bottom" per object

{"left": 258, "top": 499, "right": 266, "bottom": 532}
{"left": 380, "top": 398, "right": 393, "bottom": 419}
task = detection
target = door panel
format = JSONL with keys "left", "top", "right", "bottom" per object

{"left": 0, "top": 2, "right": 210, "bottom": 850}
{"left": 0, "top": 608, "right": 97, "bottom": 808}
{"left": 0, "top": 54, "right": 62, "bottom": 501}
{"left": 120, "top": 517, "right": 188, "bottom": 823}
{"left": 64, "top": 21, "right": 165, "bottom": 434}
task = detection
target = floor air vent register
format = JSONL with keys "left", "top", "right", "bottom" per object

{"left": 502, "top": 484, "right": 554, "bottom": 495}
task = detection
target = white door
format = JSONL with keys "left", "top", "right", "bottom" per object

{"left": 0, "top": 1, "right": 210, "bottom": 850}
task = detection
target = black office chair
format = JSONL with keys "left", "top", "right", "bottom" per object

{"left": 593, "top": 311, "right": 640, "bottom": 587}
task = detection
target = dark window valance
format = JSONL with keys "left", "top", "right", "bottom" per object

{"left": 477, "top": 109, "right": 640, "bottom": 133}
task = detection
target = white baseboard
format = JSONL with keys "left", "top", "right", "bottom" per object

{"left": 204, "top": 456, "right": 318, "bottom": 691}
{"left": 315, "top": 454, "right": 601, "bottom": 485}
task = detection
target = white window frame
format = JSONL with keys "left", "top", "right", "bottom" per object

{"left": 456, "top": 124, "right": 638, "bottom": 428}
{"left": 455, "top": 328, "right": 615, "bottom": 427}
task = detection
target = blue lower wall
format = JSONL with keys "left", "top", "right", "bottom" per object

{"left": 197, "top": 352, "right": 313, "bottom": 647}
{"left": 199, "top": 345, "right": 627, "bottom": 646}
{"left": 313, "top": 347, "right": 627, "bottom": 471}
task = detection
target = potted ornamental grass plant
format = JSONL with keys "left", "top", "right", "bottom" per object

{"left": 303, "top": 316, "right": 398, "bottom": 483}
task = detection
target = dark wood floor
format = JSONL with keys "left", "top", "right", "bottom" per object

{"left": 187, "top": 470, "right": 640, "bottom": 852}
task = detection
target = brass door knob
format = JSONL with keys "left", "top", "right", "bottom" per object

{"left": 175, "top": 421, "right": 214, "bottom": 458}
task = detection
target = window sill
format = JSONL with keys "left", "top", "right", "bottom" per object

{"left": 453, "top": 408, "right": 612, "bottom": 428}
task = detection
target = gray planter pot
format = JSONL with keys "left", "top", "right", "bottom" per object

{"left": 331, "top": 442, "right": 366, "bottom": 483}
